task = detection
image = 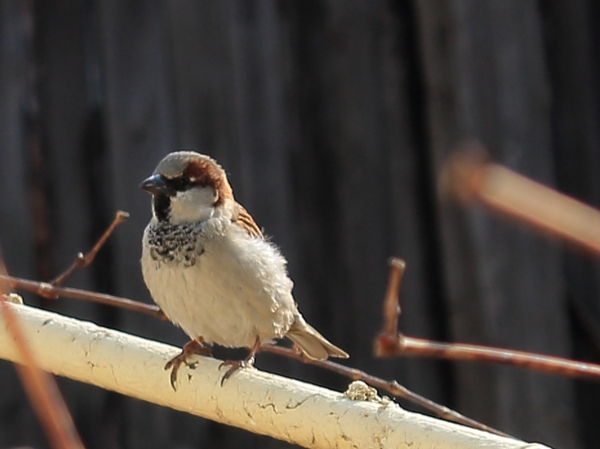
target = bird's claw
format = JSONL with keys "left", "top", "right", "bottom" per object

{"left": 165, "top": 341, "right": 213, "bottom": 390}
{"left": 164, "top": 356, "right": 186, "bottom": 390}
{"left": 219, "top": 357, "right": 255, "bottom": 386}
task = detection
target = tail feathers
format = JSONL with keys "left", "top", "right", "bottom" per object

{"left": 286, "top": 317, "right": 349, "bottom": 360}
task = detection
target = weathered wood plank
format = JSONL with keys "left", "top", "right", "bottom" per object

{"left": 98, "top": 1, "right": 180, "bottom": 447}
{"left": 1, "top": 0, "right": 596, "bottom": 446}
{"left": 168, "top": 3, "right": 301, "bottom": 446}
{"left": 415, "top": 0, "right": 578, "bottom": 446}
{"left": 0, "top": 1, "right": 41, "bottom": 447}
{"left": 541, "top": 0, "right": 600, "bottom": 446}
{"left": 32, "top": 2, "right": 121, "bottom": 448}
{"left": 285, "top": 0, "right": 446, "bottom": 402}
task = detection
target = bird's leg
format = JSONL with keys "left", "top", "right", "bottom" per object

{"left": 165, "top": 337, "right": 213, "bottom": 390}
{"left": 219, "top": 336, "right": 261, "bottom": 385}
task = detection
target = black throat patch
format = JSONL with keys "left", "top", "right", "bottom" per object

{"left": 146, "top": 222, "right": 203, "bottom": 267}
{"left": 153, "top": 194, "right": 171, "bottom": 222}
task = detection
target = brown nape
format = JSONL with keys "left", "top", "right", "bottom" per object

{"left": 182, "top": 158, "right": 234, "bottom": 206}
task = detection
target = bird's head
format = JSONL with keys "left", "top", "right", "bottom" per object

{"left": 141, "top": 151, "right": 234, "bottom": 224}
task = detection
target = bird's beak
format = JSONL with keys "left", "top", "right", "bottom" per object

{"left": 140, "top": 174, "right": 174, "bottom": 196}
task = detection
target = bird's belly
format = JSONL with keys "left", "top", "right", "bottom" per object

{"left": 141, "top": 250, "right": 290, "bottom": 348}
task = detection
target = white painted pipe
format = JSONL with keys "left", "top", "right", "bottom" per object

{"left": 0, "top": 302, "right": 551, "bottom": 449}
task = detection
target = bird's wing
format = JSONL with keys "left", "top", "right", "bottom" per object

{"left": 232, "top": 203, "right": 263, "bottom": 238}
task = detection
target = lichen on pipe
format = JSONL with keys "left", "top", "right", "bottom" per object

{"left": 0, "top": 302, "right": 551, "bottom": 449}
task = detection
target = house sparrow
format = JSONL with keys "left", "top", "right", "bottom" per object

{"left": 140, "top": 151, "right": 348, "bottom": 387}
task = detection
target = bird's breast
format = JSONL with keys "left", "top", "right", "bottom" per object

{"left": 141, "top": 219, "right": 296, "bottom": 348}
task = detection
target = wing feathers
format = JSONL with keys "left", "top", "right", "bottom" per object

{"left": 233, "top": 204, "right": 263, "bottom": 238}
{"left": 286, "top": 316, "right": 349, "bottom": 360}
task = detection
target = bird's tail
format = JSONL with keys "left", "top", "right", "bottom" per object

{"left": 286, "top": 316, "right": 349, "bottom": 360}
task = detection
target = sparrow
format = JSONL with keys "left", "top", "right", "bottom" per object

{"left": 140, "top": 151, "right": 348, "bottom": 387}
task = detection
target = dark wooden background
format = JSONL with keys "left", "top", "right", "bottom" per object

{"left": 1, "top": 1, "right": 599, "bottom": 448}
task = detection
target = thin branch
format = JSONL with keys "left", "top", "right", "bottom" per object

{"left": 0, "top": 260, "right": 85, "bottom": 449}
{"left": 2, "top": 272, "right": 503, "bottom": 437}
{"left": 261, "top": 345, "right": 510, "bottom": 438}
{"left": 31, "top": 209, "right": 166, "bottom": 320}
{"left": 383, "top": 258, "right": 405, "bottom": 336}
{"left": 374, "top": 259, "right": 600, "bottom": 382}
{"left": 0, "top": 205, "right": 561, "bottom": 439}
{"left": 51, "top": 211, "right": 129, "bottom": 286}
{"left": 377, "top": 335, "right": 600, "bottom": 381}
{"left": 379, "top": 257, "right": 405, "bottom": 348}
{"left": 0, "top": 303, "right": 540, "bottom": 449}
{"left": 1, "top": 274, "right": 166, "bottom": 320}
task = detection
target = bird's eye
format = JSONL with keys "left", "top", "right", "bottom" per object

{"left": 170, "top": 176, "right": 192, "bottom": 191}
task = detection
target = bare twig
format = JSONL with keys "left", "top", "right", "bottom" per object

{"left": 0, "top": 259, "right": 85, "bottom": 449}
{"left": 1, "top": 274, "right": 166, "bottom": 320}
{"left": 2, "top": 271, "right": 504, "bottom": 437}
{"left": 377, "top": 335, "right": 600, "bottom": 381}
{"left": 0, "top": 204, "right": 539, "bottom": 438}
{"left": 26, "top": 209, "right": 166, "bottom": 320}
{"left": 441, "top": 142, "right": 600, "bottom": 256}
{"left": 379, "top": 258, "right": 405, "bottom": 349}
{"left": 374, "top": 258, "right": 600, "bottom": 382}
{"left": 261, "top": 345, "right": 510, "bottom": 438}
{"left": 51, "top": 211, "right": 129, "bottom": 286}
{"left": 1, "top": 304, "right": 535, "bottom": 449}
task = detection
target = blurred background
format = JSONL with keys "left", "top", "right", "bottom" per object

{"left": 1, "top": 0, "right": 600, "bottom": 448}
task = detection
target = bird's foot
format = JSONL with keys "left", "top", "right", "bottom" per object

{"left": 165, "top": 339, "right": 213, "bottom": 390}
{"left": 219, "top": 356, "right": 255, "bottom": 386}
{"left": 218, "top": 337, "right": 261, "bottom": 386}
